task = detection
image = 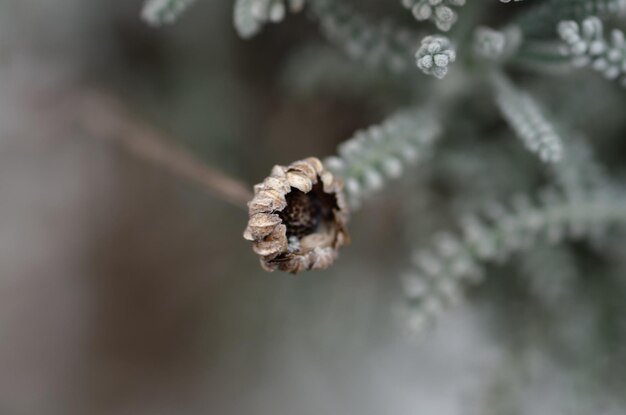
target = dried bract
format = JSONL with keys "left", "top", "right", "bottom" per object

{"left": 243, "top": 157, "right": 350, "bottom": 273}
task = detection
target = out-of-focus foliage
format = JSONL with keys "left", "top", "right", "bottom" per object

{"left": 145, "top": 0, "right": 626, "bottom": 411}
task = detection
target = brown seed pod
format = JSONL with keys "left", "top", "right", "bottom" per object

{"left": 243, "top": 157, "right": 350, "bottom": 273}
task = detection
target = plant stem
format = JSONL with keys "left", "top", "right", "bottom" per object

{"left": 76, "top": 90, "right": 253, "bottom": 209}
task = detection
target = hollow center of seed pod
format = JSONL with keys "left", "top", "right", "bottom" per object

{"left": 279, "top": 181, "right": 338, "bottom": 240}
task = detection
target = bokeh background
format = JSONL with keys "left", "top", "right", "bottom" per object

{"left": 1, "top": 1, "right": 625, "bottom": 414}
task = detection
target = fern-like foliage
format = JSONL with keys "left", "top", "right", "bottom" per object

{"left": 400, "top": 0, "right": 467, "bottom": 32}
{"left": 402, "top": 186, "right": 626, "bottom": 332}
{"left": 491, "top": 72, "right": 564, "bottom": 163}
{"left": 559, "top": 16, "right": 626, "bottom": 87}
{"left": 141, "top": 0, "right": 195, "bottom": 26}
{"left": 234, "top": 0, "right": 306, "bottom": 38}
{"left": 310, "top": 0, "right": 419, "bottom": 73}
{"left": 325, "top": 109, "right": 441, "bottom": 208}
{"left": 516, "top": 0, "right": 626, "bottom": 38}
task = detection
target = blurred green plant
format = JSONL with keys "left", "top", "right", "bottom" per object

{"left": 141, "top": 0, "right": 626, "bottom": 337}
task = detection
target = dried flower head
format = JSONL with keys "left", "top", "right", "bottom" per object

{"left": 243, "top": 157, "right": 350, "bottom": 273}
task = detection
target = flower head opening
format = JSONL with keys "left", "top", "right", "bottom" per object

{"left": 243, "top": 157, "right": 350, "bottom": 273}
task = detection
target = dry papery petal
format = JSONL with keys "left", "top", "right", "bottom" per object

{"left": 243, "top": 157, "right": 350, "bottom": 273}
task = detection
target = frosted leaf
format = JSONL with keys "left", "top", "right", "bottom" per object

{"left": 415, "top": 35, "right": 456, "bottom": 79}
{"left": 558, "top": 16, "right": 626, "bottom": 87}
{"left": 141, "top": 0, "right": 195, "bottom": 26}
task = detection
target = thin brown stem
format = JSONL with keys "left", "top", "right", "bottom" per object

{"left": 75, "top": 90, "right": 253, "bottom": 209}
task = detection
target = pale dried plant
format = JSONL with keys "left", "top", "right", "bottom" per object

{"left": 243, "top": 158, "right": 350, "bottom": 273}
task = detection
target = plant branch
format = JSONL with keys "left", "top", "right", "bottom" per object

{"left": 75, "top": 90, "right": 253, "bottom": 209}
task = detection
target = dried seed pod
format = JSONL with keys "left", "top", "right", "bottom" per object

{"left": 243, "top": 157, "right": 350, "bottom": 273}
